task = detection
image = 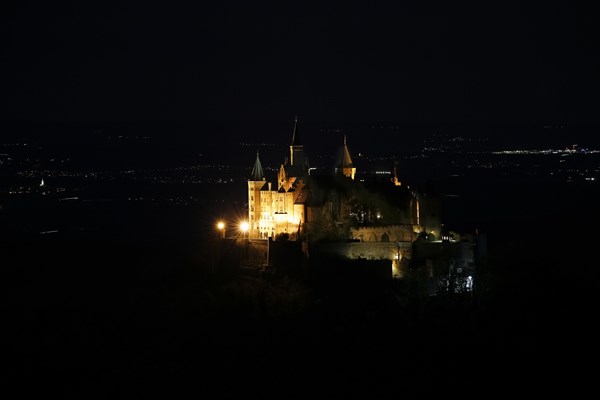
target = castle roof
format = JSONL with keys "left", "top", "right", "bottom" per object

{"left": 294, "top": 186, "right": 309, "bottom": 204}
{"left": 338, "top": 135, "right": 353, "bottom": 168}
{"left": 250, "top": 151, "right": 265, "bottom": 181}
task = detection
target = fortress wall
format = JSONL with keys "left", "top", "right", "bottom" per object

{"left": 315, "top": 241, "right": 413, "bottom": 261}
{"left": 351, "top": 225, "right": 418, "bottom": 242}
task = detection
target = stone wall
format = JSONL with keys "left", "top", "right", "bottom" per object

{"left": 315, "top": 241, "right": 412, "bottom": 260}
{"left": 350, "top": 225, "right": 418, "bottom": 243}
{"left": 312, "top": 241, "right": 414, "bottom": 278}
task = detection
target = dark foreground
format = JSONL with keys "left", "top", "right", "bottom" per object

{"left": 6, "top": 224, "right": 600, "bottom": 399}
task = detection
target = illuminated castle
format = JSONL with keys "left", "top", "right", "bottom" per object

{"left": 247, "top": 118, "right": 442, "bottom": 246}
{"left": 244, "top": 119, "right": 482, "bottom": 284}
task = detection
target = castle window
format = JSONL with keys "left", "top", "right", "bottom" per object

{"left": 381, "top": 233, "right": 390, "bottom": 242}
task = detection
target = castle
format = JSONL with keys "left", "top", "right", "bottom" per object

{"left": 243, "top": 118, "right": 485, "bottom": 285}
{"left": 247, "top": 119, "right": 444, "bottom": 272}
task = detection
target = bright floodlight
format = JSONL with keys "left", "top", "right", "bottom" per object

{"left": 217, "top": 221, "right": 225, "bottom": 230}
{"left": 240, "top": 221, "right": 249, "bottom": 232}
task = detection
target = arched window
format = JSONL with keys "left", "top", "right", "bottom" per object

{"left": 381, "top": 233, "right": 390, "bottom": 242}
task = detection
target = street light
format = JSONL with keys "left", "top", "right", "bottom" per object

{"left": 240, "top": 221, "right": 249, "bottom": 236}
{"left": 239, "top": 221, "right": 249, "bottom": 266}
{"left": 216, "top": 221, "right": 225, "bottom": 239}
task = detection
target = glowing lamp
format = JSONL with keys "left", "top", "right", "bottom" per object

{"left": 216, "top": 221, "right": 226, "bottom": 238}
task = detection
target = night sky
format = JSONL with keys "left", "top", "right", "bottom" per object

{"left": 2, "top": 1, "right": 599, "bottom": 123}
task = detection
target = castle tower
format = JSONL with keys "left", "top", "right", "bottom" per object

{"left": 289, "top": 116, "right": 308, "bottom": 175}
{"left": 391, "top": 159, "right": 401, "bottom": 186}
{"left": 336, "top": 135, "right": 356, "bottom": 180}
{"left": 248, "top": 151, "right": 266, "bottom": 238}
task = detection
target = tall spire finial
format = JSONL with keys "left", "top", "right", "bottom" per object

{"left": 344, "top": 134, "right": 347, "bottom": 146}
{"left": 391, "top": 158, "right": 401, "bottom": 186}
{"left": 291, "top": 115, "right": 301, "bottom": 146}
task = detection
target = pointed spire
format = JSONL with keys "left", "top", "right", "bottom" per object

{"left": 291, "top": 115, "right": 301, "bottom": 146}
{"left": 250, "top": 150, "right": 265, "bottom": 181}
{"left": 336, "top": 135, "right": 356, "bottom": 180}
{"left": 391, "top": 159, "right": 401, "bottom": 186}
{"left": 339, "top": 135, "right": 353, "bottom": 168}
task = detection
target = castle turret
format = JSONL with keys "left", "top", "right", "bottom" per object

{"left": 289, "top": 116, "right": 308, "bottom": 176}
{"left": 336, "top": 135, "right": 356, "bottom": 180}
{"left": 248, "top": 151, "right": 266, "bottom": 238}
